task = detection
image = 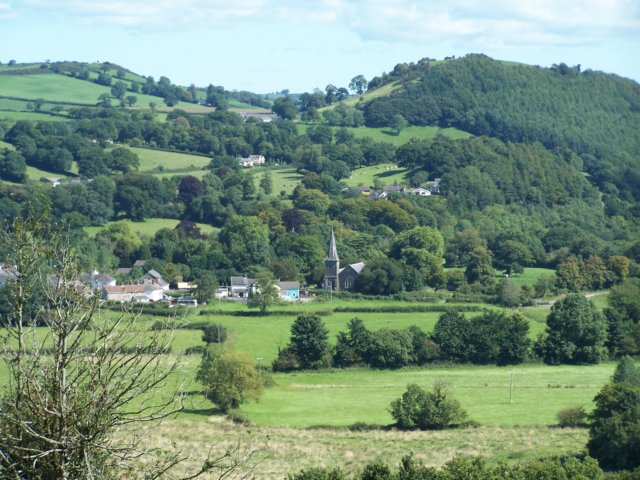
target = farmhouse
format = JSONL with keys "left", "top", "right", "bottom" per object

{"left": 100, "top": 283, "right": 164, "bottom": 303}
{"left": 237, "top": 154, "right": 266, "bottom": 168}
{"left": 405, "top": 187, "right": 432, "bottom": 196}
{"left": 277, "top": 281, "right": 300, "bottom": 301}
{"left": 230, "top": 276, "right": 256, "bottom": 298}
{"left": 323, "top": 230, "right": 365, "bottom": 291}
{"left": 79, "top": 272, "right": 116, "bottom": 290}
{"left": 141, "top": 269, "right": 170, "bottom": 291}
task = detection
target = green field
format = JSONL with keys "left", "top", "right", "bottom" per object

{"left": 242, "top": 363, "right": 613, "bottom": 427}
{"left": 127, "top": 147, "right": 211, "bottom": 172}
{"left": 344, "top": 163, "right": 409, "bottom": 187}
{"left": 84, "top": 218, "right": 219, "bottom": 238}
{"left": 0, "top": 72, "right": 181, "bottom": 109}
{"left": 321, "top": 81, "right": 405, "bottom": 110}
{"left": 251, "top": 166, "right": 303, "bottom": 195}
{"left": 497, "top": 267, "right": 555, "bottom": 287}
{"left": 298, "top": 124, "right": 471, "bottom": 146}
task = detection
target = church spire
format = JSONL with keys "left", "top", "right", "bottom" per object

{"left": 326, "top": 229, "right": 339, "bottom": 262}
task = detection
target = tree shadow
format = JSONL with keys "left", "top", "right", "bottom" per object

{"left": 181, "top": 406, "right": 225, "bottom": 416}
{"left": 381, "top": 129, "right": 400, "bottom": 136}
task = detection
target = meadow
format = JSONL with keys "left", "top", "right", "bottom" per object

{"left": 298, "top": 124, "right": 471, "bottom": 147}
{"left": 84, "top": 218, "right": 219, "bottom": 238}
{"left": 128, "top": 147, "right": 211, "bottom": 172}
{"left": 344, "top": 162, "right": 409, "bottom": 187}
{"left": 250, "top": 166, "right": 303, "bottom": 195}
{"left": 0, "top": 292, "right": 615, "bottom": 477}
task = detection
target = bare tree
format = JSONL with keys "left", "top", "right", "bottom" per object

{"left": 0, "top": 208, "right": 254, "bottom": 479}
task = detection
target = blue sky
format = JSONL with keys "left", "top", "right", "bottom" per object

{"left": 1, "top": 0, "right": 639, "bottom": 93}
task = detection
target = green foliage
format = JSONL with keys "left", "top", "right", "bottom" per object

{"left": 247, "top": 270, "right": 280, "bottom": 313}
{"left": 354, "top": 257, "right": 405, "bottom": 295}
{"left": 588, "top": 382, "right": 640, "bottom": 471}
{"left": 289, "top": 314, "right": 330, "bottom": 369}
{"left": 288, "top": 454, "right": 605, "bottom": 480}
{"left": 196, "top": 350, "right": 264, "bottom": 411}
{"left": 433, "top": 310, "right": 530, "bottom": 365}
{"left": 612, "top": 356, "right": 640, "bottom": 387}
{"left": 536, "top": 294, "right": 608, "bottom": 365}
{"left": 606, "top": 279, "right": 640, "bottom": 356}
{"left": 389, "top": 382, "right": 467, "bottom": 430}
{"left": 201, "top": 323, "right": 227, "bottom": 345}
{"left": 556, "top": 406, "right": 588, "bottom": 428}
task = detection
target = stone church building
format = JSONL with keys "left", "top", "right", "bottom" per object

{"left": 323, "top": 230, "right": 365, "bottom": 291}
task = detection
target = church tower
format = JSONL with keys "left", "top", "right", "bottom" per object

{"left": 324, "top": 229, "right": 340, "bottom": 291}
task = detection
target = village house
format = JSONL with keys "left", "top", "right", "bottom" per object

{"left": 404, "top": 187, "right": 432, "bottom": 196}
{"left": 237, "top": 154, "right": 266, "bottom": 168}
{"left": 79, "top": 272, "right": 116, "bottom": 291}
{"left": 141, "top": 269, "right": 170, "bottom": 291}
{"left": 230, "top": 276, "right": 256, "bottom": 298}
{"left": 277, "top": 281, "right": 301, "bottom": 301}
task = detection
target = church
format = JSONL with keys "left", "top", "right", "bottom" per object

{"left": 323, "top": 230, "right": 365, "bottom": 291}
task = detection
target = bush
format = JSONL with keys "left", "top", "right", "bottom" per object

{"left": 196, "top": 350, "right": 264, "bottom": 411}
{"left": 272, "top": 346, "right": 300, "bottom": 372}
{"left": 202, "top": 323, "right": 227, "bottom": 345}
{"left": 556, "top": 406, "right": 588, "bottom": 427}
{"left": 389, "top": 382, "right": 467, "bottom": 430}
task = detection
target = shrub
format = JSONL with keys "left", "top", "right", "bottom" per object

{"left": 272, "top": 346, "right": 300, "bottom": 372}
{"left": 196, "top": 350, "right": 264, "bottom": 411}
{"left": 202, "top": 323, "right": 227, "bottom": 345}
{"left": 556, "top": 406, "right": 588, "bottom": 427}
{"left": 389, "top": 382, "right": 467, "bottom": 430}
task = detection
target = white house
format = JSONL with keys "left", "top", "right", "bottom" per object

{"left": 405, "top": 187, "right": 432, "bottom": 196}
{"left": 237, "top": 155, "right": 266, "bottom": 168}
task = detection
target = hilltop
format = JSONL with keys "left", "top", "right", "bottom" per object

{"left": 0, "top": 60, "right": 270, "bottom": 122}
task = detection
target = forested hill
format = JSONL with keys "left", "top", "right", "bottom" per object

{"left": 361, "top": 54, "right": 640, "bottom": 203}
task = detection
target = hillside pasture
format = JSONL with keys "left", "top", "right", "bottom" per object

{"left": 298, "top": 124, "right": 471, "bottom": 146}
{"left": 241, "top": 363, "right": 613, "bottom": 427}
{"left": 344, "top": 163, "right": 409, "bottom": 187}
{"left": 250, "top": 166, "right": 303, "bottom": 196}
{"left": 146, "top": 419, "right": 588, "bottom": 479}
{"left": 84, "top": 218, "right": 218, "bottom": 239}
{"left": 128, "top": 147, "right": 211, "bottom": 172}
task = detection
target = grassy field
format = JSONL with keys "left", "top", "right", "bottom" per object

{"left": 143, "top": 419, "right": 589, "bottom": 479}
{"left": 84, "top": 218, "right": 219, "bottom": 238}
{"left": 242, "top": 363, "right": 613, "bottom": 427}
{"left": 298, "top": 124, "right": 471, "bottom": 147}
{"left": 321, "top": 81, "right": 405, "bottom": 110}
{"left": 0, "top": 140, "right": 15, "bottom": 150}
{"left": 0, "top": 72, "right": 184, "bottom": 110}
{"left": 251, "top": 166, "right": 303, "bottom": 195}
{"left": 127, "top": 147, "right": 211, "bottom": 172}
{"left": 344, "top": 163, "right": 409, "bottom": 187}
{"left": 25, "top": 165, "right": 75, "bottom": 181}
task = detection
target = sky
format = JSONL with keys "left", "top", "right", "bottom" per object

{"left": 1, "top": 0, "right": 639, "bottom": 93}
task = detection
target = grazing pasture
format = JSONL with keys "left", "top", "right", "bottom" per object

{"left": 344, "top": 163, "right": 409, "bottom": 187}
{"left": 128, "top": 147, "right": 211, "bottom": 172}
{"left": 84, "top": 218, "right": 219, "bottom": 238}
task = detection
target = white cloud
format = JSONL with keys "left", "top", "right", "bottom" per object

{"left": 13, "top": 0, "right": 267, "bottom": 27}
{"left": 275, "top": 0, "right": 640, "bottom": 49}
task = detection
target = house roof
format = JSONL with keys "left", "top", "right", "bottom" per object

{"left": 103, "top": 285, "right": 146, "bottom": 294}
{"left": 230, "top": 276, "right": 255, "bottom": 286}
{"left": 114, "top": 267, "right": 132, "bottom": 276}
{"left": 145, "top": 269, "right": 162, "bottom": 279}
{"left": 278, "top": 281, "right": 300, "bottom": 290}
{"left": 79, "top": 273, "right": 115, "bottom": 283}
{"left": 133, "top": 260, "right": 146, "bottom": 267}
{"left": 340, "top": 262, "right": 365, "bottom": 276}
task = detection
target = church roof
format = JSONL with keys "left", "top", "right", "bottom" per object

{"left": 326, "top": 229, "right": 339, "bottom": 262}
